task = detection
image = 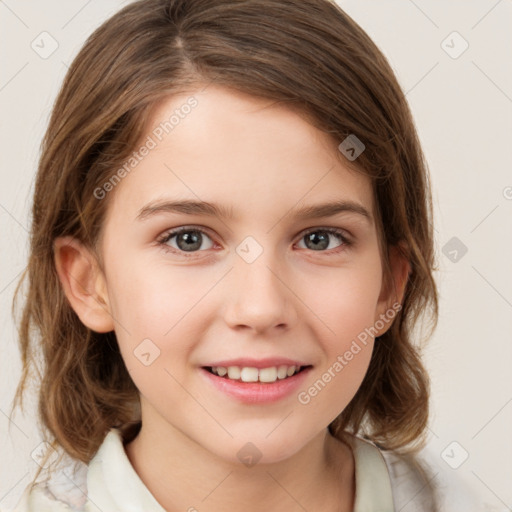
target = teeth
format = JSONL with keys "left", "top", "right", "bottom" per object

{"left": 277, "top": 365, "right": 288, "bottom": 379}
{"left": 240, "top": 367, "right": 259, "bottom": 382}
{"left": 227, "top": 366, "right": 241, "bottom": 380}
{"left": 259, "top": 367, "right": 277, "bottom": 382}
{"left": 216, "top": 366, "right": 227, "bottom": 377}
{"left": 211, "top": 365, "right": 301, "bottom": 383}
{"left": 286, "top": 365, "right": 296, "bottom": 377}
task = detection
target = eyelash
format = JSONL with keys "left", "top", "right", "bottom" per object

{"left": 156, "top": 225, "right": 353, "bottom": 258}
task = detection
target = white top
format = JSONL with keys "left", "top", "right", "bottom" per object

{"left": 2, "top": 428, "right": 465, "bottom": 511}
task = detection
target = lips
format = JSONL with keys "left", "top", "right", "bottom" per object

{"left": 200, "top": 364, "right": 313, "bottom": 403}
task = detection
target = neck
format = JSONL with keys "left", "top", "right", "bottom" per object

{"left": 124, "top": 416, "right": 355, "bottom": 512}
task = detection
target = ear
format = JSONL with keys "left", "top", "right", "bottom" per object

{"left": 374, "top": 242, "right": 410, "bottom": 336}
{"left": 53, "top": 236, "right": 115, "bottom": 333}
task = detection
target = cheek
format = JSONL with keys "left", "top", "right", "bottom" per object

{"left": 293, "top": 257, "right": 381, "bottom": 415}
{"left": 297, "top": 287, "right": 377, "bottom": 424}
{"left": 105, "top": 260, "right": 218, "bottom": 380}
{"left": 301, "top": 345, "right": 373, "bottom": 430}
{"left": 300, "top": 255, "right": 383, "bottom": 345}
{"left": 107, "top": 256, "right": 213, "bottom": 334}
{"left": 106, "top": 267, "right": 198, "bottom": 404}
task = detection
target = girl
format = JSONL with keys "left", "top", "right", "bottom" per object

{"left": 7, "top": 0, "right": 444, "bottom": 510}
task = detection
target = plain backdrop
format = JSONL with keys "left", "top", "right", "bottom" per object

{"left": 1, "top": 1, "right": 511, "bottom": 510}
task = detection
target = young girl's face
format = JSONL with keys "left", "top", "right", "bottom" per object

{"left": 86, "top": 85, "right": 403, "bottom": 463}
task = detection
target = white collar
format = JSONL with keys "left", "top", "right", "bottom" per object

{"left": 347, "top": 434, "right": 395, "bottom": 511}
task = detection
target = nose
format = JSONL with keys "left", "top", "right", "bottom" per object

{"left": 223, "top": 252, "right": 298, "bottom": 335}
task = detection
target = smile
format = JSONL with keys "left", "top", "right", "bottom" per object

{"left": 200, "top": 365, "right": 313, "bottom": 404}
{"left": 205, "top": 365, "right": 309, "bottom": 383}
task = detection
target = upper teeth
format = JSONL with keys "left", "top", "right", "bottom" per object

{"left": 211, "top": 365, "right": 300, "bottom": 383}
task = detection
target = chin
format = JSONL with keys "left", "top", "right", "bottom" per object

{"left": 223, "top": 435, "right": 308, "bottom": 467}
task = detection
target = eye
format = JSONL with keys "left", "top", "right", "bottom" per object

{"left": 296, "top": 228, "right": 352, "bottom": 253}
{"left": 157, "top": 227, "right": 215, "bottom": 255}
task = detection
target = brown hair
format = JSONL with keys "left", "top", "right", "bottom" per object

{"left": 11, "top": 0, "right": 438, "bottom": 494}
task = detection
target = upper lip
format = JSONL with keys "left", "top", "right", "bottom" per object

{"left": 202, "top": 358, "right": 312, "bottom": 369}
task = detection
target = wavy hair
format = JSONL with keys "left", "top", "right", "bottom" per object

{"left": 11, "top": 0, "right": 439, "bottom": 494}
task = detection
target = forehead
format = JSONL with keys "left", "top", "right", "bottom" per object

{"left": 104, "top": 85, "right": 375, "bottom": 226}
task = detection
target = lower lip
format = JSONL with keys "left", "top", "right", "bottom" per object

{"left": 200, "top": 367, "right": 312, "bottom": 404}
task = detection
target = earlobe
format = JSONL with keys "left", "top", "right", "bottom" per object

{"left": 53, "top": 236, "right": 115, "bottom": 333}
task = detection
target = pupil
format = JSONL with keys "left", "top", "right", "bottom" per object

{"left": 306, "top": 231, "right": 329, "bottom": 250}
{"left": 178, "top": 231, "right": 201, "bottom": 251}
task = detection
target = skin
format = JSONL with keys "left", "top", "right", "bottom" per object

{"left": 55, "top": 85, "right": 409, "bottom": 512}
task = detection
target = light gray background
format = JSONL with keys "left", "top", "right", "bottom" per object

{"left": 1, "top": 1, "right": 511, "bottom": 510}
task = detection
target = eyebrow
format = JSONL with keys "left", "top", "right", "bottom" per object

{"left": 136, "top": 199, "right": 372, "bottom": 224}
